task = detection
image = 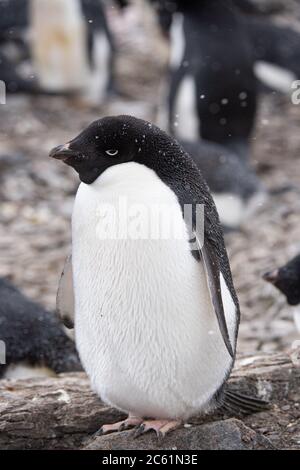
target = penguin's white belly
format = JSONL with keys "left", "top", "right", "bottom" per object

{"left": 174, "top": 74, "right": 199, "bottom": 142}
{"left": 72, "top": 163, "right": 235, "bottom": 420}
{"left": 31, "top": 0, "right": 89, "bottom": 91}
{"left": 85, "top": 32, "right": 111, "bottom": 105}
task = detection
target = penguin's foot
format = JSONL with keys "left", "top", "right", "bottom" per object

{"left": 133, "top": 420, "right": 181, "bottom": 439}
{"left": 96, "top": 415, "right": 143, "bottom": 436}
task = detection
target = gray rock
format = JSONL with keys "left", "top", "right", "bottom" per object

{"left": 85, "top": 419, "right": 273, "bottom": 450}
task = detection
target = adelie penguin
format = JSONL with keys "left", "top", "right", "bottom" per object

{"left": 0, "top": 277, "right": 82, "bottom": 379}
{"left": 153, "top": 0, "right": 257, "bottom": 159}
{"left": 50, "top": 115, "right": 268, "bottom": 437}
{"left": 264, "top": 254, "right": 300, "bottom": 333}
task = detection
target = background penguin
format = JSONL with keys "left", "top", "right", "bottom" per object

{"left": 181, "top": 140, "right": 266, "bottom": 231}
{"left": 79, "top": 0, "right": 128, "bottom": 101}
{"left": 152, "top": 0, "right": 258, "bottom": 159}
{"left": 246, "top": 17, "right": 300, "bottom": 94}
{"left": 263, "top": 254, "right": 300, "bottom": 333}
{"left": 0, "top": 0, "right": 39, "bottom": 94}
{"left": 0, "top": 277, "right": 82, "bottom": 379}
{"left": 0, "top": 0, "right": 123, "bottom": 100}
{"left": 151, "top": 0, "right": 300, "bottom": 97}
{"left": 30, "top": 0, "right": 91, "bottom": 94}
{"left": 50, "top": 115, "right": 267, "bottom": 437}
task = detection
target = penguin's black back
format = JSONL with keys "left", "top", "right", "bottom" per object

{"left": 0, "top": 277, "right": 81, "bottom": 378}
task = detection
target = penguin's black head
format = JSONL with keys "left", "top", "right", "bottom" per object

{"left": 49, "top": 115, "right": 165, "bottom": 184}
{"left": 263, "top": 255, "right": 300, "bottom": 306}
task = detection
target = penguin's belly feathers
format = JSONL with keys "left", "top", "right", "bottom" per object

{"left": 72, "top": 162, "right": 236, "bottom": 420}
{"left": 31, "top": 0, "right": 89, "bottom": 91}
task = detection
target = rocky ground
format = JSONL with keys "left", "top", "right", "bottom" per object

{"left": 1, "top": 351, "right": 299, "bottom": 450}
{"left": 0, "top": 0, "right": 299, "bottom": 451}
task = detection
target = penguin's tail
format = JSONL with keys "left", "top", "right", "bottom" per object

{"left": 221, "top": 390, "right": 271, "bottom": 417}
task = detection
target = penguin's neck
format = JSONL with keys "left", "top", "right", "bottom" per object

{"left": 86, "top": 162, "right": 166, "bottom": 198}
{"left": 73, "top": 162, "right": 183, "bottom": 226}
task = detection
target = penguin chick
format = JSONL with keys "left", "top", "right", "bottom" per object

{"left": 50, "top": 115, "right": 266, "bottom": 438}
{"left": 264, "top": 255, "right": 300, "bottom": 332}
{"left": 0, "top": 277, "right": 82, "bottom": 379}
{"left": 180, "top": 140, "right": 266, "bottom": 230}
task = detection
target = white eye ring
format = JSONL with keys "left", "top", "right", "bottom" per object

{"left": 105, "top": 149, "right": 119, "bottom": 156}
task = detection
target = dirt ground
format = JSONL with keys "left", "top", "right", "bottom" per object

{"left": 0, "top": 1, "right": 299, "bottom": 356}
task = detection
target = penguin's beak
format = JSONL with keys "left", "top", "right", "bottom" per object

{"left": 49, "top": 143, "right": 73, "bottom": 161}
{"left": 49, "top": 143, "right": 86, "bottom": 167}
{"left": 263, "top": 269, "right": 279, "bottom": 284}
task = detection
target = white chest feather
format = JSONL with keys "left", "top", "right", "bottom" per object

{"left": 174, "top": 75, "right": 199, "bottom": 141}
{"left": 72, "top": 162, "right": 235, "bottom": 420}
{"left": 85, "top": 32, "right": 111, "bottom": 105}
{"left": 170, "top": 13, "right": 185, "bottom": 69}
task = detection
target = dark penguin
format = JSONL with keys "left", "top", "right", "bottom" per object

{"left": 155, "top": 0, "right": 257, "bottom": 158}
{"left": 50, "top": 115, "right": 267, "bottom": 437}
{"left": 151, "top": 0, "right": 300, "bottom": 95}
{"left": 0, "top": 277, "right": 82, "bottom": 379}
{"left": 181, "top": 140, "right": 265, "bottom": 230}
{"left": 264, "top": 255, "right": 300, "bottom": 306}
{"left": 263, "top": 255, "right": 300, "bottom": 333}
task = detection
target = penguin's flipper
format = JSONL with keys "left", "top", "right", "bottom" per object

{"left": 56, "top": 254, "right": 74, "bottom": 329}
{"left": 195, "top": 233, "right": 234, "bottom": 358}
{"left": 221, "top": 390, "right": 270, "bottom": 416}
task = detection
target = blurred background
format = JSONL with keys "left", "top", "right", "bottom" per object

{"left": 0, "top": 0, "right": 300, "bottom": 374}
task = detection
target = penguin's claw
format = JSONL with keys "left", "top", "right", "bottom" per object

{"left": 95, "top": 416, "right": 143, "bottom": 436}
{"left": 133, "top": 420, "right": 181, "bottom": 439}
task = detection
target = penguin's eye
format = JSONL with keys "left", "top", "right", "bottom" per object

{"left": 105, "top": 149, "right": 119, "bottom": 156}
